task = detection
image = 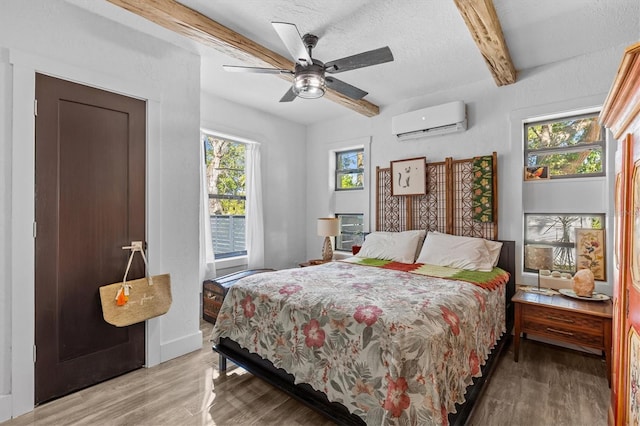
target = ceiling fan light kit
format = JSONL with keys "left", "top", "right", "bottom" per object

{"left": 224, "top": 22, "right": 394, "bottom": 103}
{"left": 292, "top": 62, "right": 326, "bottom": 99}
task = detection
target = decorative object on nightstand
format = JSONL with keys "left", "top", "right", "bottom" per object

{"left": 558, "top": 288, "right": 610, "bottom": 301}
{"left": 317, "top": 217, "right": 340, "bottom": 262}
{"left": 573, "top": 268, "right": 595, "bottom": 297}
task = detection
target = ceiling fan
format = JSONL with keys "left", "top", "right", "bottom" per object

{"left": 223, "top": 22, "right": 394, "bottom": 102}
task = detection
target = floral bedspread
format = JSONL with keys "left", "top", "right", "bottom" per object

{"left": 211, "top": 261, "right": 508, "bottom": 425}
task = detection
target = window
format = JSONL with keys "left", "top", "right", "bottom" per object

{"left": 524, "top": 112, "right": 605, "bottom": 178}
{"left": 523, "top": 213, "right": 605, "bottom": 273}
{"left": 336, "top": 149, "right": 364, "bottom": 190}
{"left": 203, "top": 132, "right": 246, "bottom": 258}
{"left": 335, "top": 213, "right": 364, "bottom": 252}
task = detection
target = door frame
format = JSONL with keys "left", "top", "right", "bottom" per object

{"left": 9, "top": 48, "right": 163, "bottom": 418}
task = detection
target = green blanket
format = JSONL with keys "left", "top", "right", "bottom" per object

{"left": 341, "top": 257, "right": 510, "bottom": 290}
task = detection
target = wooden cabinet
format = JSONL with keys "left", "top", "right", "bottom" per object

{"left": 203, "top": 269, "right": 274, "bottom": 323}
{"left": 599, "top": 41, "right": 640, "bottom": 425}
{"left": 512, "top": 290, "right": 612, "bottom": 384}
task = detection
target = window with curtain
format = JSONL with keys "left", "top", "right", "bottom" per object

{"left": 203, "top": 132, "right": 247, "bottom": 258}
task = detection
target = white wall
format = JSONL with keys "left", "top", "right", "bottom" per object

{"left": 306, "top": 42, "right": 637, "bottom": 292}
{"left": 0, "top": 48, "right": 12, "bottom": 419}
{"left": 0, "top": 0, "right": 201, "bottom": 420}
{"left": 200, "top": 92, "right": 307, "bottom": 273}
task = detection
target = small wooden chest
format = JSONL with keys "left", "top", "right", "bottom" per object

{"left": 202, "top": 268, "right": 274, "bottom": 324}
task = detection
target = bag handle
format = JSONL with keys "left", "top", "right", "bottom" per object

{"left": 115, "top": 242, "right": 152, "bottom": 304}
{"left": 122, "top": 241, "right": 149, "bottom": 284}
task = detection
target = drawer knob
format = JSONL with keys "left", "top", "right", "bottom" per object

{"left": 546, "top": 315, "right": 575, "bottom": 324}
{"left": 546, "top": 327, "right": 574, "bottom": 336}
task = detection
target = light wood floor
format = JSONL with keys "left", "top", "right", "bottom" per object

{"left": 2, "top": 321, "right": 609, "bottom": 426}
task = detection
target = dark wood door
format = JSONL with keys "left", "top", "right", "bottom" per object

{"left": 34, "top": 73, "right": 146, "bottom": 404}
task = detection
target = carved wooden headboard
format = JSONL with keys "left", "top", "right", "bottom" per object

{"left": 376, "top": 152, "right": 499, "bottom": 240}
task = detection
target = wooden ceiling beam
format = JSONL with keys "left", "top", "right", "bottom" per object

{"left": 453, "top": 0, "right": 517, "bottom": 86}
{"left": 106, "top": 0, "right": 379, "bottom": 117}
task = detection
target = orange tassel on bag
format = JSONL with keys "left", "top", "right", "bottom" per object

{"left": 116, "top": 288, "right": 128, "bottom": 306}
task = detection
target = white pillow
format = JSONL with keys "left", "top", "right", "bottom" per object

{"left": 415, "top": 231, "right": 427, "bottom": 261}
{"left": 416, "top": 232, "right": 494, "bottom": 271}
{"left": 429, "top": 231, "right": 502, "bottom": 267}
{"left": 356, "top": 230, "right": 426, "bottom": 263}
{"left": 484, "top": 239, "right": 503, "bottom": 267}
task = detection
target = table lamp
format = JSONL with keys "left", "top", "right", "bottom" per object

{"left": 524, "top": 244, "right": 554, "bottom": 293}
{"left": 317, "top": 218, "right": 340, "bottom": 262}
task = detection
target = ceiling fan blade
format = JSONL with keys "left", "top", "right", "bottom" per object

{"left": 279, "top": 87, "right": 297, "bottom": 102}
{"left": 223, "top": 65, "right": 292, "bottom": 75}
{"left": 325, "top": 46, "right": 394, "bottom": 74}
{"left": 272, "top": 22, "right": 313, "bottom": 66}
{"left": 325, "top": 77, "right": 368, "bottom": 100}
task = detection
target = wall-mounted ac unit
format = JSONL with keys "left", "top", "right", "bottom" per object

{"left": 392, "top": 101, "right": 467, "bottom": 141}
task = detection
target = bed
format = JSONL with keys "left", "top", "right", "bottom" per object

{"left": 211, "top": 153, "right": 516, "bottom": 425}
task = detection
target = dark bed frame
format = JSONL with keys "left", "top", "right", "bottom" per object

{"left": 213, "top": 240, "right": 515, "bottom": 426}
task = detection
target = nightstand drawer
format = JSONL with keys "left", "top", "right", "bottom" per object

{"left": 522, "top": 318, "right": 604, "bottom": 347}
{"left": 523, "top": 304, "right": 604, "bottom": 330}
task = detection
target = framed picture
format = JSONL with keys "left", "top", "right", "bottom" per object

{"left": 390, "top": 157, "right": 426, "bottom": 196}
{"left": 575, "top": 228, "right": 606, "bottom": 281}
{"left": 524, "top": 165, "right": 549, "bottom": 180}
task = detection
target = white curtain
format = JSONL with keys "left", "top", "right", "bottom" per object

{"left": 200, "top": 141, "right": 216, "bottom": 280}
{"left": 246, "top": 143, "right": 265, "bottom": 269}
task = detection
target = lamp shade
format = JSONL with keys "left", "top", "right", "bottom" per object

{"left": 317, "top": 218, "right": 340, "bottom": 237}
{"left": 525, "top": 244, "right": 554, "bottom": 270}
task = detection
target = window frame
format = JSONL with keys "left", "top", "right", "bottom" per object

{"left": 202, "top": 132, "right": 247, "bottom": 259}
{"left": 523, "top": 112, "right": 606, "bottom": 179}
{"left": 334, "top": 213, "right": 364, "bottom": 252}
{"left": 523, "top": 212, "right": 606, "bottom": 273}
{"left": 335, "top": 148, "right": 364, "bottom": 191}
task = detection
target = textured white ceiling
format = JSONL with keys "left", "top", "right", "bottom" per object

{"left": 69, "top": 0, "right": 639, "bottom": 125}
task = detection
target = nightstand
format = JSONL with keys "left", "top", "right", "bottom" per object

{"left": 512, "top": 289, "right": 613, "bottom": 385}
{"left": 299, "top": 259, "right": 329, "bottom": 267}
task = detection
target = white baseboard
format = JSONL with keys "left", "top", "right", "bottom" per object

{"left": 159, "top": 330, "right": 203, "bottom": 363}
{"left": 0, "top": 394, "right": 12, "bottom": 422}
